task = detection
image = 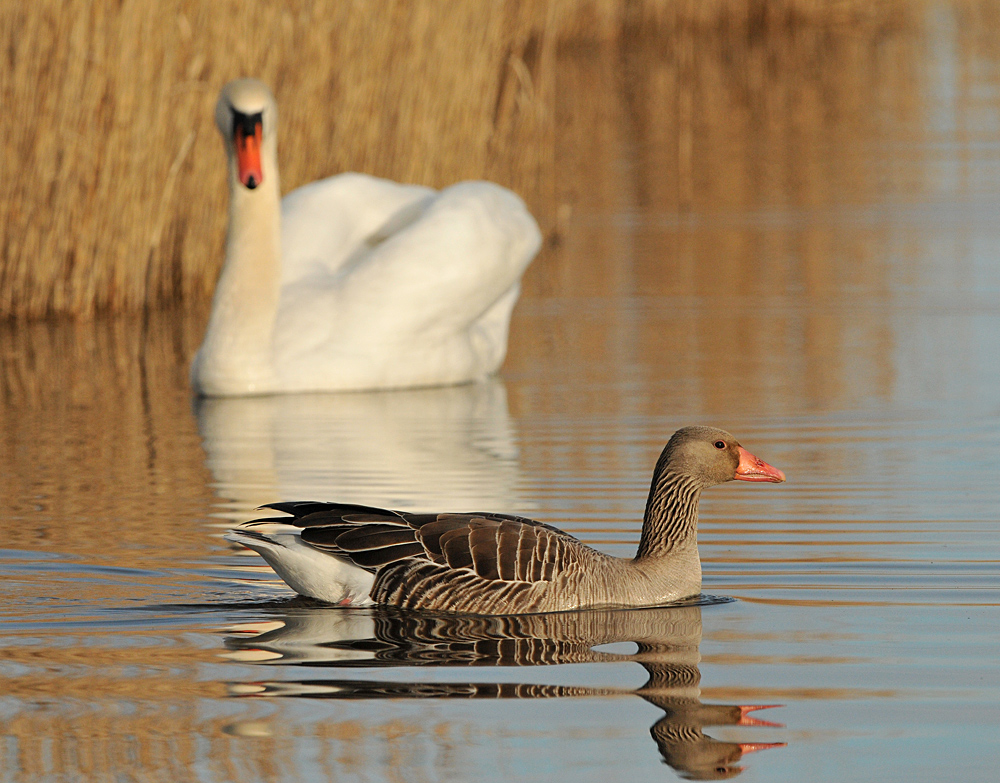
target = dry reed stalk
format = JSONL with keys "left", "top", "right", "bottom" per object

{"left": 0, "top": 0, "right": 920, "bottom": 318}
{"left": 0, "top": 0, "right": 558, "bottom": 318}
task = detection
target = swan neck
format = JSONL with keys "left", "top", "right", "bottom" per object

{"left": 224, "top": 169, "right": 281, "bottom": 279}
{"left": 196, "top": 152, "right": 282, "bottom": 393}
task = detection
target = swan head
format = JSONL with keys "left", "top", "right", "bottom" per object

{"left": 216, "top": 79, "right": 278, "bottom": 191}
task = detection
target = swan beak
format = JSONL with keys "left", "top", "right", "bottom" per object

{"left": 233, "top": 111, "right": 264, "bottom": 189}
{"left": 734, "top": 446, "right": 785, "bottom": 483}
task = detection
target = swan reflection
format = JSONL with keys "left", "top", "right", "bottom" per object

{"left": 196, "top": 378, "right": 526, "bottom": 514}
{"left": 222, "top": 603, "right": 785, "bottom": 779}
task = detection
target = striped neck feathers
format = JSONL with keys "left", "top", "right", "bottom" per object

{"left": 635, "top": 464, "right": 705, "bottom": 560}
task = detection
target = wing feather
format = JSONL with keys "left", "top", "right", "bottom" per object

{"left": 415, "top": 514, "right": 476, "bottom": 557}
{"left": 246, "top": 501, "right": 590, "bottom": 609}
{"left": 300, "top": 524, "right": 358, "bottom": 548}
{"left": 263, "top": 501, "right": 401, "bottom": 523}
{"left": 496, "top": 521, "right": 522, "bottom": 581}
{"left": 516, "top": 525, "right": 538, "bottom": 581}
{"left": 440, "top": 529, "right": 475, "bottom": 570}
{"left": 347, "top": 542, "right": 426, "bottom": 567}
{"left": 335, "top": 524, "right": 419, "bottom": 551}
{"left": 468, "top": 523, "right": 501, "bottom": 580}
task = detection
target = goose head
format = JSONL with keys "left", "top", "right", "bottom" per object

{"left": 660, "top": 426, "right": 785, "bottom": 487}
{"left": 215, "top": 79, "right": 279, "bottom": 191}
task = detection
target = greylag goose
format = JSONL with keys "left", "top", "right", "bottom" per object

{"left": 192, "top": 78, "right": 541, "bottom": 396}
{"left": 225, "top": 426, "right": 785, "bottom": 613}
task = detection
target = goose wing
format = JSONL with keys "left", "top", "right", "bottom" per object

{"left": 255, "top": 501, "right": 587, "bottom": 582}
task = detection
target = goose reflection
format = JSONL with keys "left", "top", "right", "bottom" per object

{"left": 222, "top": 604, "right": 785, "bottom": 779}
{"left": 196, "top": 378, "right": 526, "bottom": 512}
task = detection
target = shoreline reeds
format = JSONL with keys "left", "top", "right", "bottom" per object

{"left": 0, "top": 0, "right": 920, "bottom": 319}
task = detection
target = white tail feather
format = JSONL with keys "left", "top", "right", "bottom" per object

{"left": 225, "top": 524, "right": 375, "bottom": 605}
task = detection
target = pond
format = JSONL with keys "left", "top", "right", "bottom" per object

{"left": 3, "top": 5, "right": 1000, "bottom": 781}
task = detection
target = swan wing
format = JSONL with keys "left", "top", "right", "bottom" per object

{"left": 280, "top": 173, "right": 435, "bottom": 285}
{"left": 269, "top": 179, "right": 540, "bottom": 391}
{"left": 332, "top": 181, "right": 540, "bottom": 335}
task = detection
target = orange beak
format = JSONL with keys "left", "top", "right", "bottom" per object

{"left": 737, "top": 704, "right": 785, "bottom": 728}
{"left": 737, "top": 742, "right": 787, "bottom": 755}
{"left": 734, "top": 446, "right": 785, "bottom": 483}
{"left": 234, "top": 119, "right": 263, "bottom": 189}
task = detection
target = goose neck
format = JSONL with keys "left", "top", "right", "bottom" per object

{"left": 635, "top": 471, "right": 703, "bottom": 560}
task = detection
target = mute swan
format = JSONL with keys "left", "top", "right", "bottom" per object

{"left": 225, "top": 427, "right": 786, "bottom": 613}
{"left": 192, "top": 79, "right": 542, "bottom": 396}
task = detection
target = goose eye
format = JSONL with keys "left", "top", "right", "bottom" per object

{"left": 714, "top": 440, "right": 726, "bottom": 449}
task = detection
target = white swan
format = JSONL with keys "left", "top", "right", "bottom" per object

{"left": 191, "top": 79, "right": 542, "bottom": 396}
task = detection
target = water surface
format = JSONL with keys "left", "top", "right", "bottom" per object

{"left": 4, "top": 5, "right": 1000, "bottom": 781}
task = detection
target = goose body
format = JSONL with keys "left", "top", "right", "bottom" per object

{"left": 226, "top": 426, "right": 785, "bottom": 614}
{"left": 192, "top": 78, "right": 541, "bottom": 396}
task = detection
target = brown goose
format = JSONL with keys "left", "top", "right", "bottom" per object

{"left": 225, "top": 426, "right": 784, "bottom": 613}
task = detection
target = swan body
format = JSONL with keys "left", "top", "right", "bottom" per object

{"left": 226, "top": 427, "right": 785, "bottom": 614}
{"left": 192, "top": 78, "right": 541, "bottom": 396}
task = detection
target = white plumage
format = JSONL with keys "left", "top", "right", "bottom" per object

{"left": 225, "top": 522, "right": 375, "bottom": 605}
{"left": 192, "top": 78, "right": 541, "bottom": 396}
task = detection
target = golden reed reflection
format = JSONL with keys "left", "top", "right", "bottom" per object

{"left": 222, "top": 604, "right": 785, "bottom": 779}
{"left": 0, "top": 700, "right": 446, "bottom": 783}
{"left": 509, "top": 2, "right": 935, "bottom": 419}
{"left": 0, "top": 310, "right": 214, "bottom": 567}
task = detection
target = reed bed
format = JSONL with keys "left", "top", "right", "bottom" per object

{"left": 0, "top": 0, "right": 925, "bottom": 318}
{"left": 0, "top": 0, "right": 558, "bottom": 318}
